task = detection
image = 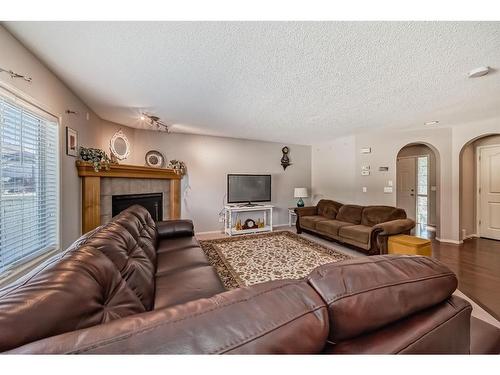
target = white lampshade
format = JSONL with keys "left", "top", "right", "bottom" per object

{"left": 294, "top": 187, "right": 309, "bottom": 198}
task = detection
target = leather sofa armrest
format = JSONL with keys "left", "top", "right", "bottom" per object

{"left": 295, "top": 206, "right": 317, "bottom": 217}
{"left": 7, "top": 280, "right": 328, "bottom": 354}
{"left": 327, "top": 295, "right": 472, "bottom": 354}
{"left": 156, "top": 219, "right": 194, "bottom": 239}
{"left": 372, "top": 218, "right": 415, "bottom": 236}
{"left": 307, "top": 255, "right": 458, "bottom": 342}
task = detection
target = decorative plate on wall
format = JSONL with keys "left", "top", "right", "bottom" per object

{"left": 145, "top": 150, "right": 165, "bottom": 168}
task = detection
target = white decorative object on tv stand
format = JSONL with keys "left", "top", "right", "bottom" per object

{"left": 224, "top": 204, "right": 274, "bottom": 236}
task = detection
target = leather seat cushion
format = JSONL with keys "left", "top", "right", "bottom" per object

{"left": 157, "top": 236, "right": 201, "bottom": 254}
{"left": 154, "top": 265, "right": 225, "bottom": 309}
{"left": 156, "top": 247, "right": 210, "bottom": 276}
{"left": 300, "top": 215, "right": 327, "bottom": 230}
{"left": 316, "top": 220, "right": 353, "bottom": 236}
{"left": 339, "top": 225, "right": 372, "bottom": 244}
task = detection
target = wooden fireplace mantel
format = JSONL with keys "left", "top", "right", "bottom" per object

{"left": 76, "top": 161, "right": 182, "bottom": 233}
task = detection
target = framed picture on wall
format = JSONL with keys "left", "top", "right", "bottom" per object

{"left": 66, "top": 126, "right": 78, "bottom": 157}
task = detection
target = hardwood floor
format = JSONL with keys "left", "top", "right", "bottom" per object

{"left": 432, "top": 237, "right": 500, "bottom": 321}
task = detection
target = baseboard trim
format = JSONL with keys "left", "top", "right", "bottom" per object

{"left": 463, "top": 233, "right": 479, "bottom": 240}
{"left": 196, "top": 224, "right": 291, "bottom": 236}
{"left": 435, "top": 237, "right": 463, "bottom": 245}
{"left": 273, "top": 224, "right": 291, "bottom": 229}
{"left": 195, "top": 230, "right": 224, "bottom": 236}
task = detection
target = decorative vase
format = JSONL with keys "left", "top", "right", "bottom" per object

{"left": 297, "top": 197, "right": 304, "bottom": 207}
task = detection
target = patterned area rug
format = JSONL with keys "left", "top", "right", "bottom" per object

{"left": 199, "top": 231, "right": 351, "bottom": 289}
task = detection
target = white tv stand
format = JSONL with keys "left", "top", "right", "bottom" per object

{"left": 224, "top": 204, "right": 274, "bottom": 236}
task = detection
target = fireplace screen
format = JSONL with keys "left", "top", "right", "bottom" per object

{"left": 112, "top": 193, "right": 163, "bottom": 221}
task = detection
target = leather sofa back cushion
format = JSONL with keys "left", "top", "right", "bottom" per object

{"left": 307, "top": 255, "right": 457, "bottom": 342}
{"left": 317, "top": 200, "right": 343, "bottom": 219}
{"left": 361, "top": 206, "right": 406, "bottom": 227}
{"left": 335, "top": 205, "right": 364, "bottom": 224}
{"left": 83, "top": 205, "right": 158, "bottom": 310}
{"left": 9, "top": 280, "right": 329, "bottom": 354}
{"left": 0, "top": 246, "right": 145, "bottom": 352}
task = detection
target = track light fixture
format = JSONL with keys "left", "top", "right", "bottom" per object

{"left": 140, "top": 113, "right": 169, "bottom": 132}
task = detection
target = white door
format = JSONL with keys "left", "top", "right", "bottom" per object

{"left": 478, "top": 145, "right": 500, "bottom": 240}
{"left": 397, "top": 157, "right": 416, "bottom": 220}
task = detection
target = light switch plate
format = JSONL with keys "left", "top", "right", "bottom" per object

{"left": 384, "top": 187, "right": 393, "bottom": 193}
{"left": 360, "top": 147, "right": 372, "bottom": 154}
{"left": 362, "top": 165, "right": 370, "bottom": 171}
{"left": 388, "top": 180, "right": 393, "bottom": 187}
{"left": 361, "top": 170, "right": 370, "bottom": 176}
{"left": 362, "top": 187, "right": 367, "bottom": 193}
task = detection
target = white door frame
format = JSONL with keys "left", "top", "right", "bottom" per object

{"left": 397, "top": 154, "right": 431, "bottom": 225}
{"left": 476, "top": 143, "right": 500, "bottom": 237}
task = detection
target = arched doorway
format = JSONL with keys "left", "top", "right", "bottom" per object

{"left": 396, "top": 143, "right": 439, "bottom": 239}
{"left": 459, "top": 134, "right": 500, "bottom": 241}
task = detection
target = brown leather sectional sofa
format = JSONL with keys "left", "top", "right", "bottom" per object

{"left": 296, "top": 199, "right": 415, "bottom": 255}
{"left": 0, "top": 205, "right": 487, "bottom": 354}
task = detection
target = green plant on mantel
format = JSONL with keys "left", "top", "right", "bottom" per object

{"left": 79, "top": 147, "right": 111, "bottom": 172}
{"left": 167, "top": 159, "right": 187, "bottom": 175}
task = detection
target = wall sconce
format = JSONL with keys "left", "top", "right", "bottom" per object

{"left": 141, "top": 113, "right": 169, "bottom": 132}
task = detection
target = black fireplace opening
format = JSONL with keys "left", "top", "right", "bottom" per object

{"left": 112, "top": 193, "right": 163, "bottom": 221}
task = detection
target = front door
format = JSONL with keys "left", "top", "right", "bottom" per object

{"left": 397, "top": 157, "right": 416, "bottom": 221}
{"left": 479, "top": 145, "right": 500, "bottom": 240}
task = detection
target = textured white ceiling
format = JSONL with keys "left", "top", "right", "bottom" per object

{"left": 4, "top": 22, "right": 500, "bottom": 144}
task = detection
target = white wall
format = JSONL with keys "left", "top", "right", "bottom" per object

{"left": 0, "top": 25, "right": 102, "bottom": 248}
{"left": 312, "top": 136, "right": 356, "bottom": 204}
{"left": 98, "top": 121, "right": 312, "bottom": 232}
{"left": 312, "top": 120, "right": 500, "bottom": 243}
{"left": 313, "top": 128, "right": 451, "bottom": 239}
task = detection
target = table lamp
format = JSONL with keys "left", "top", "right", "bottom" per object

{"left": 294, "top": 187, "right": 308, "bottom": 207}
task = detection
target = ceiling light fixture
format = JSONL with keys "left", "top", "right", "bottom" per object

{"left": 140, "top": 113, "right": 169, "bottom": 132}
{"left": 424, "top": 121, "right": 439, "bottom": 126}
{"left": 468, "top": 66, "right": 490, "bottom": 78}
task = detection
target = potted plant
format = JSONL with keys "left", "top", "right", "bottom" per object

{"left": 167, "top": 159, "right": 187, "bottom": 175}
{"left": 79, "top": 147, "right": 111, "bottom": 172}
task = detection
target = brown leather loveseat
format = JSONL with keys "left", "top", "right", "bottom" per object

{"left": 0, "top": 205, "right": 473, "bottom": 354}
{"left": 296, "top": 199, "right": 415, "bottom": 255}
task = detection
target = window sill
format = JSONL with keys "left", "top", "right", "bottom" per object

{"left": 0, "top": 248, "right": 60, "bottom": 289}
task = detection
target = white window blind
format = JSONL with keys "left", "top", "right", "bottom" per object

{"left": 0, "top": 93, "right": 59, "bottom": 273}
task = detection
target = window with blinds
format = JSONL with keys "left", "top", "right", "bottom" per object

{"left": 0, "top": 93, "right": 59, "bottom": 274}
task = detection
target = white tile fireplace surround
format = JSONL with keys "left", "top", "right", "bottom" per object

{"left": 100, "top": 178, "right": 170, "bottom": 224}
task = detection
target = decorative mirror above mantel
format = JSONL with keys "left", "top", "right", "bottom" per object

{"left": 110, "top": 130, "right": 131, "bottom": 161}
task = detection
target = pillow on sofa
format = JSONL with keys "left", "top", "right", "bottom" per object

{"left": 317, "top": 200, "right": 343, "bottom": 219}
{"left": 336, "top": 205, "right": 364, "bottom": 225}
{"left": 361, "top": 206, "right": 406, "bottom": 227}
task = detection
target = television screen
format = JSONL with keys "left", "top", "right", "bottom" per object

{"left": 227, "top": 174, "right": 271, "bottom": 204}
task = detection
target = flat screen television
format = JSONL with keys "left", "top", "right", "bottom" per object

{"left": 227, "top": 174, "right": 271, "bottom": 205}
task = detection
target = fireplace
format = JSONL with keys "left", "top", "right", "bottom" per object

{"left": 112, "top": 193, "right": 163, "bottom": 221}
